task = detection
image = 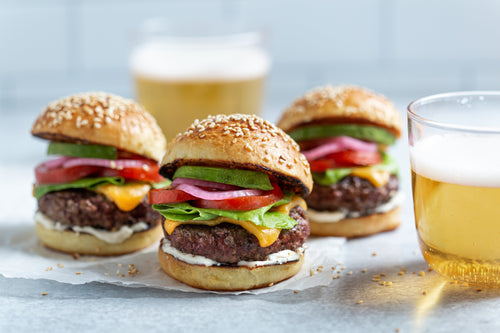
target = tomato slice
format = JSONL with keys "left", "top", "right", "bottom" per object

{"left": 148, "top": 188, "right": 197, "bottom": 204}
{"left": 193, "top": 183, "right": 283, "bottom": 211}
{"left": 99, "top": 160, "right": 164, "bottom": 183}
{"left": 35, "top": 164, "right": 101, "bottom": 184}
{"left": 309, "top": 150, "right": 382, "bottom": 172}
{"left": 35, "top": 158, "right": 164, "bottom": 184}
{"left": 148, "top": 183, "right": 284, "bottom": 211}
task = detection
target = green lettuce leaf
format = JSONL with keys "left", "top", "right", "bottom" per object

{"left": 35, "top": 177, "right": 172, "bottom": 199}
{"left": 152, "top": 192, "right": 297, "bottom": 229}
{"left": 151, "top": 179, "right": 172, "bottom": 189}
{"left": 34, "top": 177, "right": 125, "bottom": 199}
{"left": 312, "top": 153, "right": 399, "bottom": 186}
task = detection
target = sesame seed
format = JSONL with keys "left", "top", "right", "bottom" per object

{"left": 75, "top": 272, "right": 82, "bottom": 275}
{"left": 46, "top": 267, "right": 53, "bottom": 271}
{"left": 41, "top": 292, "right": 48, "bottom": 296}
{"left": 356, "top": 300, "right": 364, "bottom": 304}
{"left": 422, "top": 291, "right": 428, "bottom": 295}
{"left": 57, "top": 263, "right": 64, "bottom": 268}
{"left": 418, "top": 271, "right": 425, "bottom": 277}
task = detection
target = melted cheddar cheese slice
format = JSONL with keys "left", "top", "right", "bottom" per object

{"left": 350, "top": 167, "right": 390, "bottom": 188}
{"left": 163, "top": 196, "right": 307, "bottom": 248}
{"left": 94, "top": 183, "right": 151, "bottom": 211}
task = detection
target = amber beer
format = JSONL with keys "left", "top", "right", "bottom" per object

{"left": 411, "top": 134, "right": 500, "bottom": 286}
{"left": 130, "top": 40, "right": 269, "bottom": 139}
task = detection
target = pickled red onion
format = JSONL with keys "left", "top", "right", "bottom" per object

{"left": 302, "top": 136, "right": 377, "bottom": 161}
{"left": 174, "top": 184, "right": 266, "bottom": 200}
{"left": 171, "top": 177, "right": 241, "bottom": 190}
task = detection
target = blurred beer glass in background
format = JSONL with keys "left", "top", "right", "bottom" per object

{"left": 130, "top": 19, "right": 270, "bottom": 140}
{"left": 408, "top": 91, "right": 500, "bottom": 287}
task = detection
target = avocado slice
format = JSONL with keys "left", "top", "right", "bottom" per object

{"left": 288, "top": 124, "right": 396, "bottom": 145}
{"left": 47, "top": 142, "right": 118, "bottom": 159}
{"left": 173, "top": 166, "right": 273, "bottom": 190}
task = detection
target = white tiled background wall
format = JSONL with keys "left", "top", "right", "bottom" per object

{"left": 2, "top": 0, "right": 500, "bottom": 160}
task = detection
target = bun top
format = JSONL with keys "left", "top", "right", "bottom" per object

{"left": 160, "top": 114, "right": 313, "bottom": 196}
{"left": 277, "top": 85, "right": 402, "bottom": 138}
{"left": 31, "top": 92, "right": 167, "bottom": 161}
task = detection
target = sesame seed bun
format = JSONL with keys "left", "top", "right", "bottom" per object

{"left": 308, "top": 207, "right": 401, "bottom": 238}
{"left": 277, "top": 85, "right": 402, "bottom": 138}
{"left": 35, "top": 221, "right": 163, "bottom": 256}
{"left": 160, "top": 114, "right": 313, "bottom": 196}
{"left": 158, "top": 240, "right": 304, "bottom": 291}
{"left": 31, "top": 92, "right": 166, "bottom": 161}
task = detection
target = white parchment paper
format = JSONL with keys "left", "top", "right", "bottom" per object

{"left": 0, "top": 164, "right": 345, "bottom": 295}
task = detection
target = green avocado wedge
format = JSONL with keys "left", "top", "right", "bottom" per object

{"left": 173, "top": 166, "right": 273, "bottom": 190}
{"left": 47, "top": 142, "right": 118, "bottom": 159}
{"left": 288, "top": 124, "right": 396, "bottom": 145}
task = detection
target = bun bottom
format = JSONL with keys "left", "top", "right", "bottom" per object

{"left": 158, "top": 242, "right": 304, "bottom": 291}
{"left": 35, "top": 222, "right": 162, "bottom": 256}
{"left": 309, "top": 206, "right": 401, "bottom": 238}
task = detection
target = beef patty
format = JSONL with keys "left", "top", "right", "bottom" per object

{"left": 306, "top": 175, "right": 399, "bottom": 214}
{"left": 163, "top": 206, "right": 309, "bottom": 264}
{"left": 38, "top": 189, "right": 162, "bottom": 230}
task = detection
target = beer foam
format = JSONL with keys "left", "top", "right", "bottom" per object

{"left": 130, "top": 40, "right": 270, "bottom": 81}
{"left": 411, "top": 134, "right": 500, "bottom": 187}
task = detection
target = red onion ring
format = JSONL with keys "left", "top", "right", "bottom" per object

{"left": 302, "top": 136, "right": 377, "bottom": 161}
{"left": 62, "top": 157, "right": 146, "bottom": 169}
{"left": 174, "top": 184, "right": 266, "bottom": 200}
{"left": 41, "top": 156, "right": 73, "bottom": 169}
{"left": 171, "top": 177, "right": 241, "bottom": 190}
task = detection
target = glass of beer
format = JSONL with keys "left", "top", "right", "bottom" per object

{"left": 130, "top": 19, "right": 270, "bottom": 140}
{"left": 408, "top": 91, "right": 500, "bottom": 286}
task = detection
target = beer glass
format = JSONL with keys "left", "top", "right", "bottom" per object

{"left": 408, "top": 91, "right": 500, "bottom": 286}
{"left": 130, "top": 19, "right": 270, "bottom": 140}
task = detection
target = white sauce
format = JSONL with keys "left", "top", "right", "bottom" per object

{"left": 307, "top": 191, "right": 404, "bottom": 223}
{"left": 161, "top": 238, "right": 303, "bottom": 267}
{"left": 411, "top": 134, "right": 500, "bottom": 187}
{"left": 35, "top": 211, "right": 149, "bottom": 244}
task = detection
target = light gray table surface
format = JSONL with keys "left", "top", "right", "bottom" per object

{"left": 2, "top": 106, "right": 500, "bottom": 333}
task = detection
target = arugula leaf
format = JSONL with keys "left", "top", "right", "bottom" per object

{"left": 152, "top": 192, "right": 297, "bottom": 229}
{"left": 312, "top": 153, "right": 399, "bottom": 186}
{"left": 34, "top": 177, "right": 125, "bottom": 199}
